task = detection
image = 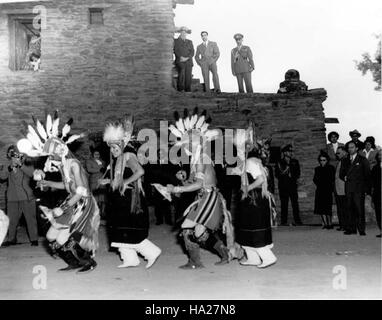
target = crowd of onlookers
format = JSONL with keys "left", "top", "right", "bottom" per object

{"left": 0, "top": 127, "right": 380, "bottom": 247}
{"left": 313, "top": 130, "right": 381, "bottom": 237}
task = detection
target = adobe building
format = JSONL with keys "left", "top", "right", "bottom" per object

{"left": 0, "top": 0, "right": 330, "bottom": 223}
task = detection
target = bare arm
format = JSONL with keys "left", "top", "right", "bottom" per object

{"left": 169, "top": 163, "right": 204, "bottom": 193}
{"left": 247, "top": 175, "right": 265, "bottom": 192}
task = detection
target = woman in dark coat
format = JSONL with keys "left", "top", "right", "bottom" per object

{"left": 313, "top": 152, "right": 335, "bottom": 229}
{"left": 371, "top": 150, "right": 381, "bottom": 237}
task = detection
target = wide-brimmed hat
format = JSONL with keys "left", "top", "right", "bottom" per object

{"left": 233, "top": 33, "right": 244, "bottom": 40}
{"left": 177, "top": 26, "right": 191, "bottom": 34}
{"left": 349, "top": 129, "right": 361, "bottom": 138}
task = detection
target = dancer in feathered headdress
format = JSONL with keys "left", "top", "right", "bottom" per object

{"left": 232, "top": 121, "right": 278, "bottom": 268}
{"left": 166, "top": 107, "right": 242, "bottom": 269}
{"left": 100, "top": 115, "right": 161, "bottom": 269}
{"left": 17, "top": 111, "right": 100, "bottom": 274}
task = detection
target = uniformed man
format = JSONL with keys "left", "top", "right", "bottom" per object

{"left": 174, "top": 26, "right": 195, "bottom": 92}
{"left": 231, "top": 33, "right": 254, "bottom": 93}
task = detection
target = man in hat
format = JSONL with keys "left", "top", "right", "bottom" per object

{"left": 340, "top": 141, "right": 370, "bottom": 236}
{"left": 346, "top": 130, "right": 364, "bottom": 152}
{"left": 174, "top": 26, "right": 195, "bottom": 92}
{"left": 326, "top": 131, "right": 344, "bottom": 168}
{"left": 195, "top": 31, "right": 221, "bottom": 93}
{"left": 231, "top": 33, "right": 254, "bottom": 93}
{"left": 275, "top": 144, "right": 303, "bottom": 226}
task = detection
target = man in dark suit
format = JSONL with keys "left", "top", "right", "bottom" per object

{"left": 174, "top": 26, "right": 194, "bottom": 92}
{"left": 340, "top": 141, "right": 371, "bottom": 235}
{"left": 195, "top": 31, "right": 221, "bottom": 93}
{"left": 275, "top": 144, "right": 303, "bottom": 226}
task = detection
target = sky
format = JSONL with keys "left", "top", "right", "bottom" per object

{"left": 175, "top": 0, "right": 382, "bottom": 145}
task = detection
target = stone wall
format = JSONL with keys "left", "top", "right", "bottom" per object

{"left": 0, "top": 0, "right": 333, "bottom": 223}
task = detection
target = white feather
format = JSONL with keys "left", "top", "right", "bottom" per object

{"left": 176, "top": 119, "right": 185, "bottom": 133}
{"left": 200, "top": 123, "right": 209, "bottom": 133}
{"left": 189, "top": 114, "right": 198, "bottom": 128}
{"left": 28, "top": 125, "right": 43, "bottom": 146}
{"left": 26, "top": 133, "right": 42, "bottom": 150}
{"left": 195, "top": 116, "right": 205, "bottom": 129}
{"left": 36, "top": 120, "right": 47, "bottom": 141}
{"left": 184, "top": 117, "right": 191, "bottom": 130}
{"left": 66, "top": 133, "right": 83, "bottom": 145}
{"left": 61, "top": 124, "right": 71, "bottom": 139}
{"left": 52, "top": 117, "right": 60, "bottom": 137}
{"left": 46, "top": 115, "right": 53, "bottom": 137}
{"left": 169, "top": 125, "right": 182, "bottom": 138}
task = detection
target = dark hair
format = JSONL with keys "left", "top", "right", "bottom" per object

{"left": 317, "top": 151, "right": 330, "bottom": 163}
{"left": 201, "top": 31, "right": 208, "bottom": 36}
{"left": 29, "top": 52, "right": 40, "bottom": 61}
{"left": 346, "top": 141, "right": 358, "bottom": 150}
{"left": 337, "top": 146, "right": 346, "bottom": 152}
{"left": 364, "top": 136, "right": 376, "bottom": 149}
{"left": 6, "top": 145, "right": 16, "bottom": 159}
{"left": 327, "top": 131, "right": 339, "bottom": 141}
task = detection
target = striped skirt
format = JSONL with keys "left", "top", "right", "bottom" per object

{"left": 55, "top": 195, "right": 100, "bottom": 252}
{"left": 184, "top": 188, "right": 224, "bottom": 231}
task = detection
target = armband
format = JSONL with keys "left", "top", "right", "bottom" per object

{"left": 195, "top": 172, "right": 205, "bottom": 180}
{"left": 75, "top": 186, "right": 88, "bottom": 197}
{"left": 173, "top": 186, "right": 182, "bottom": 193}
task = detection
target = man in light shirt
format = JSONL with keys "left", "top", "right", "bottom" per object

{"left": 334, "top": 146, "right": 347, "bottom": 231}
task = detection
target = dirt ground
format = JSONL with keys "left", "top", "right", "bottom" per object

{"left": 0, "top": 223, "right": 381, "bottom": 300}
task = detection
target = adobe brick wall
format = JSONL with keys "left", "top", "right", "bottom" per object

{"left": 0, "top": 0, "right": 348, "bottom": 224}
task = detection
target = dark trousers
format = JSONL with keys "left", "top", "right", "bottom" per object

{"left": 335, "top": 194, "right": 347, "bottom": 228}
{"left": 345, "top": 191, "right": 366, "bottom": 233}
{"left": 176, "top": 60, "right": 192, "bottom": 92}
{"left": 7, "top": 199, "right": 38, "bottom": 242}
{"left": 236, "top": 72, "right": 253, "bottom": 93}
{"left": 372, "top": 192, "right": 381, "bottom": 230}
{"left": 200, "top": 62, "right": 220, "bottom": 92}
{"left": 153, "top": 195, "right": 172, "bottom": 224}
{"left": 279, "top": 186, "right": 301, "bottom": 224}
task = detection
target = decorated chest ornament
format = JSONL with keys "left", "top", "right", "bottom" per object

{"left": 169, "top": 107, "right": 220, "bottom": 158}
{"left": 16, "top": 111, "right": 85, "bottom": 174}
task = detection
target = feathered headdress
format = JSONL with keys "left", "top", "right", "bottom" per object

{"left": 17, "top": 110, "right": 84, "bottom": 158}
{"left": 169, "top": 107, "right": 220, "bottom": 148}
{"left": 103, "top": 115, "right": 134, "bottom": 147}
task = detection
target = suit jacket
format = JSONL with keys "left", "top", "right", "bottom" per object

{"left": 195, "top": 41, "right": 220, "bottom": 66}
{"left": 326, "top": 142, "right": 344, "bottom": 167}
{"left": 360, "top": 149, "right": 378, "bottom": 169}
{"left": 174, "top": 37, "right": 194, "bottom": 65}
{"left": 0, "top": 163, "right": 35, "bottom": 202}
{"left": 339, "top": 154, "right": 371, "bottom": 194}
{"left": 275, "top": 158, "right": 300, "bottom": 188}
{"left": 231, "top": 45, "right": 254, "bottom": 75}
